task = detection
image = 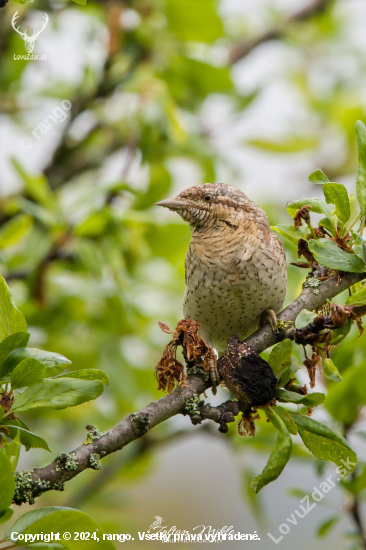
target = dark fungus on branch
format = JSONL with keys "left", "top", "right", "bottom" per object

{"left": 218, "top": 336, "right": 277, "bottom": 408}
{"left": 13, "top": 271, "right": 366, "bottom": 506}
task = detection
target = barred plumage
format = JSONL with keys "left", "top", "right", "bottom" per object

{"left": 157, "top": 183, "right": 287, "bottom": 353}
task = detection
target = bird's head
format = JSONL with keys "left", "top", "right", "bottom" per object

{"left": 156, "top": 183, "right": 268, "bottom": 230}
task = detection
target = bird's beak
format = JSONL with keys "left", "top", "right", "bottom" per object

{"left": 156, "top": 198, "right": 188, "bottom": 211}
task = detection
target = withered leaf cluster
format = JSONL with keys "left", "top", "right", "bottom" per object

{"left": 291, "top": 206, "right": 353, "bottom": 275}
{"left": 0, "top": 392, "right": 16, "bottom": 440}
{"left": 155, "top": 319, "right": 216, "bottom": 394}
{"left": 238, "top": 410, "right": 260, "bottom": 437}
{"left": 332, "top": 233, "right": 353, "bottom": 252}
{"left": 292, "top": 237, "right": 330, "bottom": 280}
{"left": 293, "top": 205, "right": 311, "bottom": 229}
{"left": 303, "top": 352, "right": 321, "bottom": 388}
{"left": 295, "top": 303, "right": 365, "bottom": 387}
{"left": 154, "top": 341, "right": 186, "bottom": 394}
{"left": 296, "top": 304, "right": 364, "bottom": 344}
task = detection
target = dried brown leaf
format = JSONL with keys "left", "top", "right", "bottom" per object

{"left": 173, "top": 319, "right": 216, "bottom": 374}
{"left": 158, "top": 321, "right": 174, "bottom": 334}
{"left": 297, "top": 238, "right": 314, "bottom": 263}
{"left": 293, "top": 206, "right": 311, "bottom": 229}
{"left": 155, "top": 343, "right": 186, "bottom": 393}
{"left": 155, "top": 319, "right": 216, "bottom": 393}
{"left": 238, "top": 411, "right": 256, "bottom": 437}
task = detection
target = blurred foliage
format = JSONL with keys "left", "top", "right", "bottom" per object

{"left": 2, "top": 0, "right": 366, "bottom": 547}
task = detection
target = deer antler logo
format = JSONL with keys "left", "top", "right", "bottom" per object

{"left": 12, "top": 11, "right": 49, "bottom": 54}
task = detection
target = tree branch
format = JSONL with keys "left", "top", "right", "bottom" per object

{"left": 65, "top": 425, "right": 214, "bottom": 509}
{"left": 14, "top": 271, "right": 366, "bottom": 505}
{"left": 229, "top": 0, "right": 332, "bottom": 64}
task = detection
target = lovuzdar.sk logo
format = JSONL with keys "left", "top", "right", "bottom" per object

{"left": 12, "top": 10, "right": 48, "bottom": 60}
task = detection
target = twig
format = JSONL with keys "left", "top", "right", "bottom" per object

{"left": 13, "top": 271, "right": 366, "bottom": 505}
{"left": 344, "top": 425, "right": 366, "bottom": 549}
{"left": 229, "top": 0, "right": 332, "bottom": 64}
{"left": 349, "top": 495, "right": 366, "bottom": 550}
{"left": 244, "top": 271, "right": 366, "bottom": 354}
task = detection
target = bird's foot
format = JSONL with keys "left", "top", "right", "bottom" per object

{"left": 260, "top": 308, "right": 278, "bottom": 331}
{"left": 208, "top": 357, "right": 220, "bottom": 395}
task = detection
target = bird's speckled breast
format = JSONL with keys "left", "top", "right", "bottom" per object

{"left": 183, "top": 226, "right": 287, "bottom": 351}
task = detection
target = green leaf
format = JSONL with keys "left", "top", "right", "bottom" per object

{"left": 350, "top": 280, "right": 364, "bottom": 295}
{"left": 11, "top": 358, "right": 46, "bottom": 390}
{"left": 295, "top": 309, "right": 317, "bottom": 329}
{"left": 0, "top": 418, "right": 48, "bottom": 451}
{"left": 162, "top": 56, "right": 232, "bottom": 106}
{"left": 276, "top": 359, "right": 301, "bottom": 389}
{"left": 325, "top": 363, "right": 366, "bottom": 425}
{"left": 353, "top": 233, "right": 366, "bottom": 260}
{"left": 289, "top": 412, "right": 357, "bottom": 472}
{"left": 71, "top": 0, "right": 86, "bottom": 4}
{"left": 329, "top": 319, "right": 352, "bottom": 345}
{"left": 74, "top": 210, "right": 113, "bottom": 238}
{"left": 308, "top": 238, "right": 366, "bottom": 273}
{"left": 241, "top": 467, "right": 265, "bottom": 524}
{"left": 276, "top": 389, "right": 325, "bottom": 407}
{"left": 272, "top": 406, "right": 298, "bottom": 435}
{"left": 2, "top": 348, "right": 71, "bottom": 378}
{"left": 0, "top": 214, "right": 33, "bottom": 249}
{"left": 325, "top": 375, "right": 358, "bottom": 425}
{"left": 165, "top": 0, "right": 223, "bottom": 43}
{"left": 355, "top": 120, "right": 366, "bottom": 216}
{"left": 55, "top": 369, "right": 109, "bottom": 385}
{"left": 0, "top": 332, "right": 30, "bottom": 374}
{"left": 11, "top": 159, "right": 55, "bottom": 209}
{"left": 322, "top": 357, "right": 342, "bottom": 382}
{"left": 0, "top": 275, "right": 27, "bottom": 344}
{"left": 346, "top": 285, "right": 366, "bottom": 306}
{"left": 287, "top": 198, "right": 331, "bottom": 219}
{"left": 134, "top": 163, "right": 171, "bottom": 210}
{"left": 251, "top": 409, "right": 292, "bottom": 493}
{"left": 343, "top": 463, "right": 366, "bottom": 495}
{"left": 0, "top": 509, "right": 13, "bottom": 525}
{"left": 5, "top": 507, "right": 116, "bottom": 549}
{"left": 322, "top": 183, "right": 350, "bottom": 224}
{"left": 9, "top": 378, "right": 104, "bottom": 414}
{"left": 309, "top": 169, "right": 330, "bottom": 183}
{"left": 317, "top": 515, "right": 341, "bottom": 538}
{"left": 145, "top": 222, "right": 190, "bottom": 263}
{"left": 271, "top": 224, "right": 307, "bottom": 245}
{"left": 248, "top": 136, "right": 318, "bottom": 153}
{"left": 16, "top": 198, "right": 56, "bottom": 228}
{"left": 2, "top": 431, "right": 20, "bottom": 471}
{"left": 268, "top": 339, "right": 293, "bottom": 378}
{"left": 0, "top": 449, "right": 16, "bottom": 514}
{"left": 0, "top": 424, "right": 50, "bottom": 452}
{"left": 318, "top": 217, "right": 335, "bottom": 236}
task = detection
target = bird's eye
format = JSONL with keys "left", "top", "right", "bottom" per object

{"left": 204, "top": 194, "right": 212, "bottom": 202}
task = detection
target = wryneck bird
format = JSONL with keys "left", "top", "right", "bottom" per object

{"left": 157, "top": 183, "right": 287, "bottom": 393}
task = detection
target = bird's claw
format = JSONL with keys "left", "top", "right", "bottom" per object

{"left": 260, "top": 308, "right": 278, "bottom": 331}
{"left": 209, "top": 358, "right": 220, "bottom": 395}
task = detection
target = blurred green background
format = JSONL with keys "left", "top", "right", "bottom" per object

{"left": 1, "top": 0, "right": 366, "bottom": 548}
